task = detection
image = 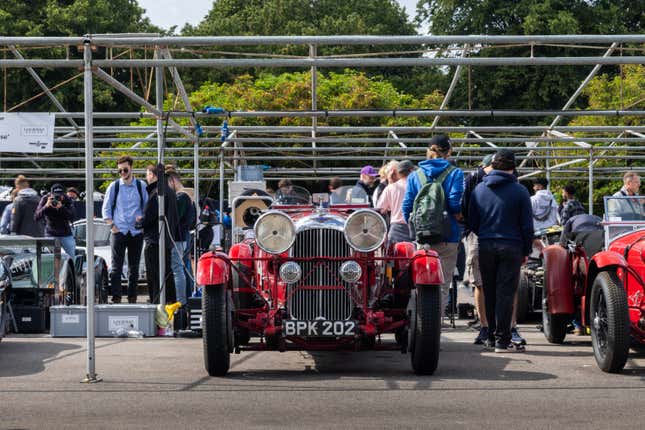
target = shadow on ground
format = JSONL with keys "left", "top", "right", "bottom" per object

{"left": 0, "top": 338, "right": 81, "bottom": 378}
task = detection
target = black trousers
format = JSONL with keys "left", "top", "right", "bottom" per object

{"left": 144, "top": 242, "right": 176, "bottom": 304}
{"left": 109, "top": 231, "right": 144, "bottom": 300}
{"left": 478, "top": 241, "right": 523, "bottom": 347}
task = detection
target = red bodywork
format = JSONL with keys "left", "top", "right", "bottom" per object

{"left": 543, "top": 229, "right": 645, "bottom": 343}
{"left": 197, "top": 205, "right": 443, "bottom": 352}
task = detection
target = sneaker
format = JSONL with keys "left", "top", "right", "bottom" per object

{"left": 495, "top": 343, "right": 526, "bottom": 353}
{"left": 511, "top": 327, "right": 527, "bottom": 345}
{"left": 474, "top": 326, "right": 490, "bottom": 345}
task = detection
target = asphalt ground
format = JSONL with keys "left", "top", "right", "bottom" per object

{"left": 1, "top": 319, "right": 645, "bottom": 430}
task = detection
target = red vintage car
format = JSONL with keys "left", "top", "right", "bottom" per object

{"left": 196, "top": 185, "right": 444, "bottom": 376}
{"left": 542, "top": 195, "right": 645, "bottom": 373}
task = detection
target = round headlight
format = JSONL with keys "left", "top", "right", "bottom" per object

{"left": 344, "top": 209, "right": 387, "bottom": 252}
{"left": 339, "top": 260, "right": 362, "bottom": 283}
{"left": 279, "top": 261, "right": 302, "bottom": 284}
{"left": 254, "top": 211, "right": 296, "bottom": 254}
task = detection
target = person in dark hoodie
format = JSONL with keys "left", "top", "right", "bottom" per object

{"left": 402, "top": 134, "right": 464, "bottom": 317}
{"left": 11, "top": 175, "right": 44, "bottom": 237}
{"left": 462, "top": 154, "right": 493, "bottom": 344}
{"left": 468, "top": 149, "right": 533, "bottom": 353}
{"left": 140, "top": 164, "right": 180, "bottom": 304}
{"left": 34, "top": 183, "right": 76, "bottom": 257}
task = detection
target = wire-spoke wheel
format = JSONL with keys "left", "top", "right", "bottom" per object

{"left": 590, "top": 271, "right": 629, "bottom": 373}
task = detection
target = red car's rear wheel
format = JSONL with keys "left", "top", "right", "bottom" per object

{"left": 203, "top": 284, "right": 232, "bottom": 377}
{"left": 590, "top": 271, "right": 629, "bottom": 373}
{"left": 410, "top": 286, "right": 441, "bottom": 375}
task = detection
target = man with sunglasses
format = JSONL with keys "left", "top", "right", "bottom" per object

{"left": 101, "top": 155, "right": 148, "bottom": 304}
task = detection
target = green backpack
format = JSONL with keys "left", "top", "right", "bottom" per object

{"left": 411, "top": 166, "right": 455, "bottom": 244}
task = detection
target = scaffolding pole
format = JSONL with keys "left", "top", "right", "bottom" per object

{"left": 81, "top": 39, "right": 99, "bottom": 384}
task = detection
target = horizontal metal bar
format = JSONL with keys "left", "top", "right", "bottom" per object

{"left": 72, "top": 35, "right": 645, "bottom": 46}
{"left": 2, "top": 55, "right": 643, "bottom": 68}
{"left": 88, "top": 57, "right": 645, "bottom": 68}
{"left": 50, "top": 125, "right": 645, "bottom": 134}
{"left": 224, "top": 137, "right": 645, "bottom": 143}
{"left": 51, "top": 110, "right": 645, "bottom": 118}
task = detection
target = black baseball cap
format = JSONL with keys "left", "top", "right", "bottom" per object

{"left": 533, "top": 178, "right": 549, "bottom": 187}
{"left": 430, "top": 135, "right": 451, "bottom": 151}
{"left": 51, "top": 183, "right": 64, "bottom": 196}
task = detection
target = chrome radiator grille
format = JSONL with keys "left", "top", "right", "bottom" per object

{"left": 288, "top": 228, "right": 353, "bottom": 321}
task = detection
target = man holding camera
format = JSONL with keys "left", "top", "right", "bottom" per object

{"left": 35, "top": 183, "right": 76, "bottom": 257}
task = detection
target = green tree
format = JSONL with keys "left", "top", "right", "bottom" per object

{"left": 99, "top": 70, "right": 444, "bottom": 192}
{"left": 415, "top": 0, "right": 645, "bottom": 125}
{"left": 0, "top": 0, "right": 159, "bottom": 114}
{"left": 180, "top": 0, "right": 433, "bottom": 95}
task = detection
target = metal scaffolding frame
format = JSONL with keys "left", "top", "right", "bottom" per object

{"left": 0, "top": 34, "right": 644, "bottom": 381}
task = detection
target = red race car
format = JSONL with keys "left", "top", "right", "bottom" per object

{"left": 196, "top": 185, "right": 444, "bottom": 376}
{"left": 542, "top": 195, "right": 645, "bottom": 373}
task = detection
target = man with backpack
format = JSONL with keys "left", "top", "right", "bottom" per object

{"left": 402, "top": 135, "right": 464, "bottom": 317}
{"left": 101, "top": 155, "right": 148, "bottom": 304}
{"left": 468, "top": 149, "right": 533, "bottom": 352}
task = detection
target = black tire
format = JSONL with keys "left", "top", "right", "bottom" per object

{"left": 0, "top": 300, "right": 7, "bottom": 342}
{"left": 589, "top": 271, "right": 630, "bottom": 373}
{"left": 61, "top": 260, "right": 77, "bottom": 305}
{"left": 516, "top": 270, "right": 530, "bottom": 324}
{"left": 203, "top": 284, "right": 231, "bottom": 376}
{"left": 97, "top": 268, "right": 109, "bottom": 304}
{"left": 542, "top": 258, "right": 568, "bottom": 344}
{"left": 410, "top": 287, "right": 441, "bottom": 375}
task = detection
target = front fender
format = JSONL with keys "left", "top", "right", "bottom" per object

{"left": 411, "top": 250, "right": 443, "bottom": 286}
{"left": 543, "top": 245, "right": 574, "bottom": 314}
{"left": 229, "top": 243, "right": 253, "bottom": 269}
{"left": 590, "top": 251, "right": 627, "bottom": 272}
{"left": 197, "top": 252, "right": 230, "bottom": 286}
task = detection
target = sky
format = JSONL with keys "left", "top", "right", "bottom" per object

{"left": 137, "top": 0, "right": 421, "bottom": 32}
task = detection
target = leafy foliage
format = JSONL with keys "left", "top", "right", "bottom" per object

{"left": 415, "top": 0, "right": 645, "bottom": 124}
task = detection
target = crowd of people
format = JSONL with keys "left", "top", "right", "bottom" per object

{"left": 0, "top": 156, "right": 197, "bottom": 312}
{"left": 355, "top": 135, "right": 642, "bottom": 353}
{"left": 0, "top": 138, "right": 641, "bottom": 343}
{"left": 101, "top": 156, "right": 196, "bottom": 306}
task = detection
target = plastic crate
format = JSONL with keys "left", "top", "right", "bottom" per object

{"left": 50, "top": 305, "right": 87, "bottom": 337}
{"left": 94, "top": 304, "right": 157, "bottom": 337}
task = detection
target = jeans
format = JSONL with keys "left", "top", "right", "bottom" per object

{"left": 171, "top": 241, "right": 187, "bottom": 305}
{"left": 144, "top": 242, "right": 172, "bottom": 304}
{"left": 52, "top": 235, "right": 76, "bottom": 258}
{"left": 109, "top": 231, "right": 143, "bottom": 300}
{"left": 478, "top": 241, "right": 523, "bottom": 347}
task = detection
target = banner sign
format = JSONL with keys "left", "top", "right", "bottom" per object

{"left": 0, "top": 112, "right": 55, "bottom": 153}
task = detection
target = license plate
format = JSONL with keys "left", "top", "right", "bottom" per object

{"left": 283, "top": 320, "right": 357, "bottom": 337}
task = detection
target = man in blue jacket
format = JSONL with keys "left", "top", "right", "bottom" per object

{"left": 468, "top": 149, "right": 533, "bottom": 352}
{"left": 402, "top": 135, "right": 464, "bottom": 317}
